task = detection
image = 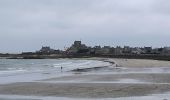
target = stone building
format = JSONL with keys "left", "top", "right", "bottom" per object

{"left": 122, "top": 46, "right": 131, "bottom": 54}
{"left": 100, "top": 46, "right": 111, "bottom": 54}
{"left": 66, "top": 41, "right": 89, "bottom": 54}
{"left": 36, "top": 46, "right": 60, "bottom": 54}
{"left": 144, "top": 47, "right": 152, "bottom": 54}
{"left": 162, "top": 47, "right": 170, "bottom": 55}
{"left": 114, "top": 46, "right": 123, "bottom": 55}
{"left": 131, "top": 47, "right": 143, "bottom": 54}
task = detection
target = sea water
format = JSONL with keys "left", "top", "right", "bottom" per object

{"left": 0, "top": 59, "right": 111, "bottom": 84}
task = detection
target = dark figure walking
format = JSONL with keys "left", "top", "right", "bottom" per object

{"left": 61, "top": 66, "right": 63, "bottom": 72}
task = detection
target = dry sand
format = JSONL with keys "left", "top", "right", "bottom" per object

{"left": 1, "top": 58, "right": 170, "bottom": 98}
{"left": 112, "top": 58, "right": 170, "bottom": 67}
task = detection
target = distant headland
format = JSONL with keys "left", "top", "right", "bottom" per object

{"left": 1, "top": 41, "right": 170, "bottom": 60}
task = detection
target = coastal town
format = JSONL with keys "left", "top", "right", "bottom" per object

{"left": 22, "top": 41, "right": 170, "bottom": 55}
{"left": 0, "top": 41, "right": 170, "bottom": 60}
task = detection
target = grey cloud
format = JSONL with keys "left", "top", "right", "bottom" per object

{"left": 152, "top": 0, "right": 170, "bottom": 14}
{"left": 0, "top": 0, "right": 170, "bottom": 53}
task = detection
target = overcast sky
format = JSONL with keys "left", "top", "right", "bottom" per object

{"left": 0, "top": 0, "right": 170, "bottom": 53}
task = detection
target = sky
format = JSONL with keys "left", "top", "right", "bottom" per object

{"left": 0, "top": 0, "right": 170, "bottom": 53}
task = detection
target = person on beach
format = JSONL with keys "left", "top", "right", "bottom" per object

{"left": 61, "top": 66, "right": 63, "bottom": 72}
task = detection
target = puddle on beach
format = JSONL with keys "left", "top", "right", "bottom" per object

{"left": 41, "top": 78, "right": 148, "bottom": 84}
{"left": 114, "top": 78, "right": 148, "bottom": 83}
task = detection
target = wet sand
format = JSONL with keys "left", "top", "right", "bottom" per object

{"left": 1, "top": 82, "right": 170, "bottom": 98}
{"left": 41, "top": 73, "right": 170, "bottom": 83}
{"left": 1, "top": 58, "right": 170, "bottom": 99}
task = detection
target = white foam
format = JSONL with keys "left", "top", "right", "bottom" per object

{"left": 0, "top": 69, "right": 26, "bottom": 75}
{"left": 53, "top": 60, "right": 112, "bottom": 72}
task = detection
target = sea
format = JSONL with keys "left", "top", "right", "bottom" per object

{"left": 0, "top": 59, "right": 111, "bottom": 84}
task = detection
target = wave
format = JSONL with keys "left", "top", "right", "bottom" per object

{"left": 0, "top": 69, "right": 27, "bottom": 76}
{"left": 0, "top": 59, "right": 113, "bottom": 76}
{"left": 53, "top": 60, "right": 112, "bottom": 72}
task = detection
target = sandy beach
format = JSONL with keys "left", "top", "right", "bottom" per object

{"left": 113, "top": 58, "right": 170, "bottom": 68}
{"left": 1, "top": 82, "right": 170, "bottom": 98}
{"left": 1, "top": 58, "right": 170, "bottom": 99}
